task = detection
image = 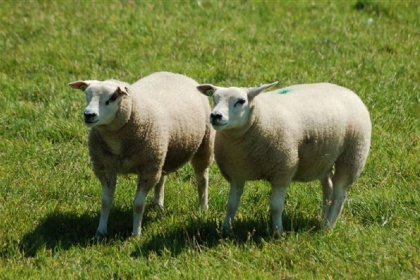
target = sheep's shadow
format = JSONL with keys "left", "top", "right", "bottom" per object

{"left": 19, "top": 207, "right": 135, "bottom": 257}
{"left": 19, "top": 207, "right": 321, "bottom": 258}
{"left": 131, "top": 214, "right": 321, "bottom": 258}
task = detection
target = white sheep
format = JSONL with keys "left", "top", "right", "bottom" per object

{"left": 69, "top": 72, "right": 214, "bottom": 237}
{"left": 197, "top": 82, "right": 371, "bottom": 234}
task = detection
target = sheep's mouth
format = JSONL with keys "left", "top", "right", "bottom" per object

{"left": 211, "top": 122, "right": 227, "bottom": 130}
{"left": 84, "top": 119, "right": 99, "bottom": 125}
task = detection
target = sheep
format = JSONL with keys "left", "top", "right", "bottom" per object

{"left": 69, "top": 71, "right": 214, "bottom": 237}
{"left": 197, "top": 81, "right": 371, "bottom": 234}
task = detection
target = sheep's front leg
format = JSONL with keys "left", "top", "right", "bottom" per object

{"left": 132, "top": 173, "right": 161, "bottom": 236}
{"left": 222, "top": 180, "right": 245, "bottom": 232}
{"left": 96, "top": 173, "right": 117, "bottom": 238}
{"left": 270, "top": 185, "right": 289, "bottom": 235}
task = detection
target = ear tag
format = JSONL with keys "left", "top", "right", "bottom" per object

{"left": 80, "top": 85, "right": 88, "bottom": 91}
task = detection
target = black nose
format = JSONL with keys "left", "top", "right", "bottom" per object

{"left": 84, "top": 112, "right": 97, "bottom": 123}
{"left": 210, "top": 113, "right": 222, "bottom": 123}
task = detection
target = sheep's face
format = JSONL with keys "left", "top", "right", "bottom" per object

{"left": 69, "top": 80, "right": 129, "bottom": 128}
{"left": 209, "top": 87, "right": 251, "bottom": 131}
{"left": 197, "top": 82, "right": 278, "bottom": 132}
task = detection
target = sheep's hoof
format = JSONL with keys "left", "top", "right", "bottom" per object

{"left": 198, "top": 203, "right": 209, "bottom": 211}
{"left": 153, "top": 202, "right": 165, "bottom": 214}
{"left": 221, "top": 224, "right": 234, "bottom": 238}
{"left": 321, "top": 220, "right": 335, "bottom": 232}
{"left": 272, "top": 229, "right": 285, "bottom": 239}
{"left": 92, "top": 230, "right": 107, "bottom": 241}
{"left": 221, "top": 230, "right": 233, "bottom": 239}
{"left": 130, "top": 232, "right": 142, "bottom": 239}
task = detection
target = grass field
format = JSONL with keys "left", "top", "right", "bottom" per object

{"left": 0, "top": 0, "right": 419, "bottom": 279}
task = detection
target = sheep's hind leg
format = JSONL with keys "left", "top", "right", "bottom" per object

{"left": 132, "top": 173, "right": 161, "bottom": 236}
{"left": 191, "top": 129, "right": 214, "bottom": 211}
{"left": 325, "top": 172, "right": 350, "bottom": 229}
{"left": 192, "top": 167, "right": 209, "bottom": 210}
{"left": 96, "top": 173, "right": 117, "bottom": 238}
{"left": 222, "top": 180, "right": 245, "bottom": 233}
{"left": 321, "top": 170, "right": 333, "bottom": 223}
{"left": 153, "top": 175, "right": 166, "bottom": 210}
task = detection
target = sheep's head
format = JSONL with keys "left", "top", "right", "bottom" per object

{"left": 197, "top": 81, "right": 278, "bottom": 131}
{"left": 69, "top": 80, "right": 129, "bottom": 128}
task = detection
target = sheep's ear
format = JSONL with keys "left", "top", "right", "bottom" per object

{"left": 69, "top": 81, "right": 89, "bottom": 91}
{"left": 197, "top": 84, "right": 218, "bottom": 97}
{"left": 116, "top": 86, "right": 130, "bottom": 96}
{"left": 247, "top": 81, "right": 279, "bottom": 99}
{"left": 69, "top": 80, "right": 99, "bottom": 91}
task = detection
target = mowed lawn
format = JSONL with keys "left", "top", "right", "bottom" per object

{"left": 0, "top": 1, "right": 419, "bottom": 279}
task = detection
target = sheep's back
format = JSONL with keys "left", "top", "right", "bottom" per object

{"left": 130, "top": 72, "right": 211, "bottom": 172}
{"left": 228, "top": 83, "right": 371, "bottom": 182}
{"left": 132, "top": 72, "right": 210, "bottom": 114}
{"left": 261, "top": 83, "right": 370, "bottom": 137}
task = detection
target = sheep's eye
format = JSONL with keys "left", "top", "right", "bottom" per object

{"left": 105, "top": 93, "right": 118, "bottom": 105}
{"left": 234, "top": 98, "right": 246, "bottom": 107}
{"left": 110, "top": 93, "right": 118, "bottom": 101}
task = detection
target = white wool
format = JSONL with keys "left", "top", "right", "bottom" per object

{"left": 70, "top": 72, "right": 214, "bottom": 237}
{"left": 197, "top": 82, "right": 371, "bottom": 233}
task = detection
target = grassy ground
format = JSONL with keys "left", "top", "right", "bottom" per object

{"left": 0, "top": 0, "right": 419, "bottom": 279}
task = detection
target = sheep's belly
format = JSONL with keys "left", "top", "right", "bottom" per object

{"left": 293, "top": 167, "right": 330, "bottom": 182}
{"left": 294, "top": 154, "right": 336, "bottom": 182}
{"left": 116, "top": 157, "right": 140, "bottom": 174}
{"left": 162, "top": 151, "right": 197, "bottom": 173}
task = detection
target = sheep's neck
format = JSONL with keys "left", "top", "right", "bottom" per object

{"left": 97, "top": 97, "right": 133, "bottom": 133}
{"left": 220, "top": 105, "right": 258, "bottom": 140}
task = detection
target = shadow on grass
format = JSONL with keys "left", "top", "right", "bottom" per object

{"left": 18, "top": 206, "right": 321, "bottom": 258}
{"left": 19, "top": 207, "right": 134, "bottom": 257}
{"left": 131, "top": 214, "right": 321, "bottom": 258}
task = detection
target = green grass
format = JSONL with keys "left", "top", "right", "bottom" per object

{"left": 1, "top": 0, "right": 419, "bottom": 278}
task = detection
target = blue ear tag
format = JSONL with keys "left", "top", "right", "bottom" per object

{"left": 278, "top": 89, "right": 291, "bottom": 94}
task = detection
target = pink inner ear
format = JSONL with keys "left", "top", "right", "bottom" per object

{"left": 69, "top": 81, "right": 88, "bottom": 89}
{"left": 197, "top": 84, "right": 215, "bottom": 96}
